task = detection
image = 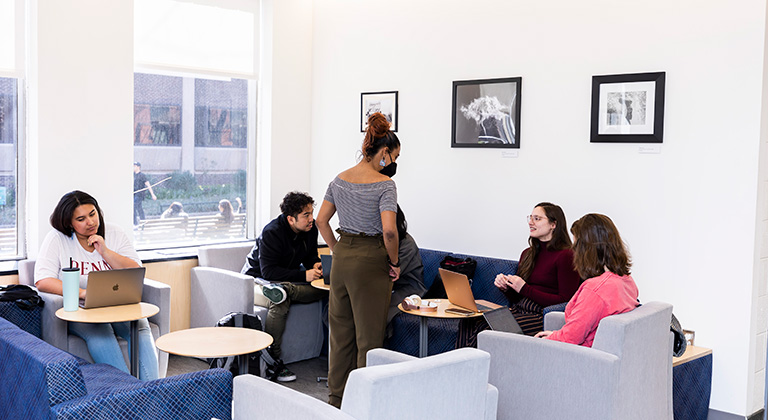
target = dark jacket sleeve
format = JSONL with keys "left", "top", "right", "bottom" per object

{"left": 519, "top": 250, "right": 581, "bottom": 307}
{"left": 301, "top": 226, "right": 321, "bottom": 270}
{"left": 258, "top": 228, "right": 306, "bottom": 283}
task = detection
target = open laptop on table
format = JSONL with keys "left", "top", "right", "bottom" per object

{"left": 438, "top": 268, "right": 501, "bottom": 316}
{"left": 321, "top": 254, "right": 332, "bottom": 285}
{"left": 79, "top": 267, "right": 145, "bottom": 309}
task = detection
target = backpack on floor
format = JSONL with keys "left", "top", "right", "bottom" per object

{"left": 208, "top": 312, "right": 263, "bottom": 376}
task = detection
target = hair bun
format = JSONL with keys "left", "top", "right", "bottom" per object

{"left": 366, "top": 112, "right": 391, "bottom": 138}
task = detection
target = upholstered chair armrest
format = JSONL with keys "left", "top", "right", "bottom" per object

{"left": 478, "top": 330, "right": 619, "bottom": 420}
{"left": 485, "top": 384, "right": 499, "bottom": 420}
{"left": 543, "top": 311, "right": 566, "bottom": 331}
{"left": 234, "top": 374, "right": 353, "bottom": 420}
{"left": 542, "top": 302, "right": 567, "bottom": 316}
{"left": 366, "top": 347, "right": 417, "bottom": 367}
{"left": 190, "top": 267, "right": 255, "bottom": 328}
{"left": 343, "top": 348, "right": 492, "bottom": 420}
{"left": 142, "top": 278, "right": 171, "bottom": 377}
{"left": 37, "top": 290, "right": 68, "bottom": 351}
{"left": 142, "top": 279, "right": 171, "bottom": 336}
{"left": 53, "top": 369, "right": 233, "bottom": 420}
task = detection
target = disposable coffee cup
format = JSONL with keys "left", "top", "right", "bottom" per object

{"left": 62, "top": 267, "right": 80, "bottom": 311}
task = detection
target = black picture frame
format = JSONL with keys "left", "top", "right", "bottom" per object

{"left": 590, "top": 72, "right": 665, "bottom": 143}
{"left": 451, "top": 77, "right": 521, "bottom": 149}
{"left": 361, "top": 91, "right": 398, "bottom": 132}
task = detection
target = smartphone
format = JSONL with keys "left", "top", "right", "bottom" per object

{"left": 445, "top": 307, "right": 475, "bottom": 316}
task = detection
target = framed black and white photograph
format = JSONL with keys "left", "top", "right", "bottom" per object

{"left": 361, "top": 91, "right": 398, "bottom": 132}
{"left": 590, "top": 72, "right": 665, "bottom": 143}
{"left": 451, "top": 77, "right": 521, "bottom": 148}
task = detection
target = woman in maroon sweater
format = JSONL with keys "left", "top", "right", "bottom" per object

{"left": 457, "top": 202, "right": 581, "bottom": 347}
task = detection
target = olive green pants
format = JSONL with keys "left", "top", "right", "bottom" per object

{"left": 327, "top": 233, "right": 393, "bottom": 408}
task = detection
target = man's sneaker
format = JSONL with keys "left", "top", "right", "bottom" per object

{"left": 266, "top": 359, "right": 296, "bottom": 382}
{"left": 274, "top": 365, "right": 297, "bottom": 382}
{"left": 262, "top": 284, "right": 287, "bottom": 304}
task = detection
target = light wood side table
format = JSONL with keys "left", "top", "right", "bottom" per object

{"left": 56, "top": 302, "right": 159, "bottom": 378}
{"left": 155, "top": 327, "right": 273, "bottom": 375}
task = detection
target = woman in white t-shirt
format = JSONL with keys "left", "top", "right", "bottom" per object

{"left": 35, "top": 190, "right": 159, "bottom": 380}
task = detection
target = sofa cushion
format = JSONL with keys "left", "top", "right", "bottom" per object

{"left": 80, "top": 363, "right": 141, "bottom": 395}
{"left": 0, "top": 300, "right": 43, "bottom": 338}
{"left": 419, "top": 248, "right": 448, "bottom": 290}
{"left": 0, "top": 318, "right": 87, "bottom": 419}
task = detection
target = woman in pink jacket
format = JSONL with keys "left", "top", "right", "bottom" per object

{"left": 536, "top": 213, "right": 639, "bottom": 347}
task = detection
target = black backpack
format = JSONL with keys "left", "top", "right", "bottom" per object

{"left": 208, "top": 312, "right": 263, "bottom": 376}
{"left": 0, "top": 285, "right": 44, "bottom": 310}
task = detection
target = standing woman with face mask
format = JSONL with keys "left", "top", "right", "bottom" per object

{"left": 316, "top": 112, "right": 401, "bottom": 408}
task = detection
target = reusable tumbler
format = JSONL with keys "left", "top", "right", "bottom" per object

{"left": 62, "top": 267, "right": 80, "bottom": 311}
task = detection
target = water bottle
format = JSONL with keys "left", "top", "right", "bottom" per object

{"left": 62, "top": 267, "right": 80, "bottom": 311}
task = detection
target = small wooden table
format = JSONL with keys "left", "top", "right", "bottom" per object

{"left": 398, "top": 299, "right": 501, "bottom": 357}
{"left": 671, "top": 345, "right": 712, "bottom": 420}
{"left": 56, "top": 302, "right": 159, "bottom": 378}
{"left": 155, "top": 327, "right": 273, "bottom": 375}
{"left": 310, "top": 279, "right": 330, "bottom": 291}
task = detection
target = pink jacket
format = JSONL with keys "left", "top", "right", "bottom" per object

{"left": 546, "top": 271, "right": 639, "bottom": 347}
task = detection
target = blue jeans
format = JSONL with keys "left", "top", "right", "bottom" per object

{"left": 68, "top": 318, "right": 159, "bottom": 380}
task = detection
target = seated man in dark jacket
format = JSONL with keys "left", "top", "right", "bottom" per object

{"left": 241, "top": 191, "right": 327, "bottom": 382}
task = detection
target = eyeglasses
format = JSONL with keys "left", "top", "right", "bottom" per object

{"left": 527, "top": 215, "right": 548, "bottom": 223}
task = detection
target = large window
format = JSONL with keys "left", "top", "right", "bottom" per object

{"left": 132, "top": 73, "right": 252, "bottom": 249}
{"left": 0, "top": 0, "right": 24, "bottom": 260}
{"left": 0, "top": 77, "right": 19, "bottom": 259}
{"left": 133, "top": 0, "right": 257, "bottom": 250}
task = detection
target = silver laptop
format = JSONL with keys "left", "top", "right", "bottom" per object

{"left": 79, "top": 267, "right": 145, "bottom": 309}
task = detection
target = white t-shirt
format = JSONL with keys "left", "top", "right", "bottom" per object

{"left": 34, "top": 223, "right": 142, "bottom": 289}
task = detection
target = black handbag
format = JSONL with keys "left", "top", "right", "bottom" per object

{"left": 422, "top": 256, "right": 478, "bottom": 299}
{"left": 0, "top": 284, "right": 44, "bottom": 310}
{"left": 670, "top": 313, "right": 687, "bottom": 357}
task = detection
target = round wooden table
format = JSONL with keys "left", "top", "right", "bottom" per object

{"left": 155, "top": 326, "right": 273, "bottom": 375}
{"left": 56, "top": 302, "right": 159, "bottom": 378}
{"left": 398, "top": 299, "right": 496, "bottom": 357}
{"left": 310, "top": 279, "right": 330, "bottom": 291}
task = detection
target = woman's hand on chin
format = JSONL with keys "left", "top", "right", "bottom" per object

{"left": 88, "top": 234, "right": 107, "bottom": 254}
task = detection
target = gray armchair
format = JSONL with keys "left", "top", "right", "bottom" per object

{"left": 478, "top": 301, "right": 674, "bottom": 420}
{"left": 233, "top": 347, "right": 498, "bottom": 420}
{"left": 190, "top": 243, "right": 324, "bottom": 364}
{"left": 18, "top": 259, "right": 171, "bottom": 378}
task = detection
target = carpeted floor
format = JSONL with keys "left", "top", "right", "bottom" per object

{"left": 167, "top": 354, "right": 330, "bottom": 402}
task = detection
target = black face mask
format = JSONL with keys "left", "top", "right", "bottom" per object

{"left": 380, "top": 162, "right": 397, "bottom": 177}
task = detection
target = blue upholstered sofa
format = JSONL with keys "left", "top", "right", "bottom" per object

{"left": 0, "top": 316, "right": 233, "bottom": 420}
{"left": 385, "top": 248, "right": 567, "bottom": 357}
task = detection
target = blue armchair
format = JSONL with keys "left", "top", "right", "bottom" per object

{"left": 0, "top": 316, "right": 232, "bottom": 420}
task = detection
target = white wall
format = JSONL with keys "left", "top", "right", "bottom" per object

{"left": 28, "top": 0, "right": 135, "bottom": 255}
{"left": 308, "top": 0, "right": 767, "bottom": 415}
{"left": 256, "top": 0, "right": 314, "bottom": 230}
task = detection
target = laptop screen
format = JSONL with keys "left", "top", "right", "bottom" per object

{"left": 321, "top": 254, "right": 332, "bottom": 285}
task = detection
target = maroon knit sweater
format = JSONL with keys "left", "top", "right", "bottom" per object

{"left": 504, "top": 243, "right": 581, "bottom": 307}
